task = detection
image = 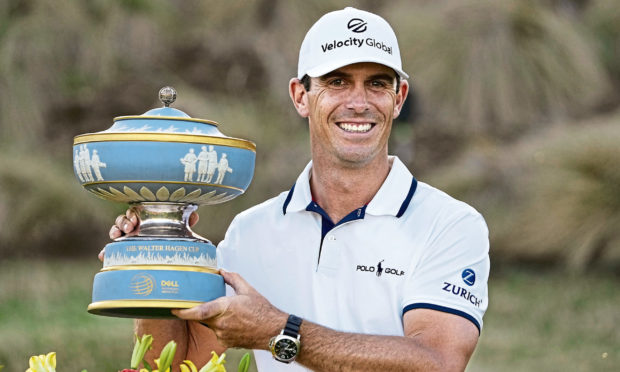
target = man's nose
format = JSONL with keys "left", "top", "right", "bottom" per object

{"left": 346, "top": 83, "right": 369, "bottom": 112}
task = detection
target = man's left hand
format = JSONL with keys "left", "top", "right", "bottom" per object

{"left": 172, "top": 270, "right": 287, "bottom": 350}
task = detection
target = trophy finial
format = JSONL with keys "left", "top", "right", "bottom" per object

{"left": 159, "top": 86, "right": 177, "bottom": 107}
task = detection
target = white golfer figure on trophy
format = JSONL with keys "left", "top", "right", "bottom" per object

{"left": 214, "top": 153, "right": 233, "bottom": 184}
{"left": 79, "top": 144, "right": 94, "bottom": 182}
{"left": 205, "top": 145, "right": 218, "bottom": 183}
{"left": 197, "top": 146, "right": 209, "bottom": 182}
{"left": 74, "top": 149, "right": 85, "bottom": 182}
{"left": 90, "top": 149, "right": 107, "bottom": 181}
{"left": 180, "top": 148, "right": 198, "bottom": 181}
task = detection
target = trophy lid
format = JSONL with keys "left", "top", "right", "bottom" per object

{"left": 107, "top": 86, "right": 222, "bottom": 132}
{"left": 74, "top": 86, "right": 255, "bottom": 151}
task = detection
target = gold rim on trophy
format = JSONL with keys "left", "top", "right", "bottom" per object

{"left": 74, "top": 132, "right": 256, "bottom": 152}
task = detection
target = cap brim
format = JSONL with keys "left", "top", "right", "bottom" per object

{"left": 300, "top": 56, "right": 409, "bottom": 80}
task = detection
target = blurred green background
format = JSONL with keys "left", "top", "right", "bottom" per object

{"left": 1, "top": 0, "right": 619, "bottom": 370}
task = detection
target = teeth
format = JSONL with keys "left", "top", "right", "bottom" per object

{"left": 339, "top": 123, "right": 372, "bottom": 133}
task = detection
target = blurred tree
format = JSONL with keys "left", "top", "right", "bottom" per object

{"left": 584, "top": 0, "right": 620, "bottom": 89}
{"left": 426, "top": 111, "right": 620, "bottom": 272}
{"left": 384, "top": 0, "right": 613, "bottom": 173}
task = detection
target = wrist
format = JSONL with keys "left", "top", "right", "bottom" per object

{"left": 269, "top": 314, "right": 303, "bottom": 363}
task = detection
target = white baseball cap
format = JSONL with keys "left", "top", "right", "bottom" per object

{"left": 297, "top": 7, "right": 408, "bottom": 80}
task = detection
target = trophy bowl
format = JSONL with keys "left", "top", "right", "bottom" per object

{"left": 73, "top": 87, "right": 255, "bottom": 318}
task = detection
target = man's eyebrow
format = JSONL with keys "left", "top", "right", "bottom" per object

{"left": 368, "top": 73, "right": 397, "bottom": 81}
{"left": 319, "top": 72, "right": 396, "bottom": 81}
{"left": 318, "top": 71, "right": 352, "bottom": 81}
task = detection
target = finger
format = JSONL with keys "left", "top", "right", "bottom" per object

{"left": 126, "top": 209, "right": 139, "bottom": 225}
{"left": 220, "top": 269, "right": 256, "bottom": 295}
{"left": 189, "top": 212, "right": 199, "bottom": 227}
{"left": 115, "top": 214, "right": 126, "bottom": 228}
{"left": 109, "top": 225, "right": 122, "bottom": 239}
{"left": 98, "top": 248, "right": 105, "bottom": 262}
{"left": 172, "top": 298, "right": 229, "bottom": 321}
{"left": 119, "top": 217, "right": 136, "bottom": 234}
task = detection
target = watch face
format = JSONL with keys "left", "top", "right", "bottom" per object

{"left": 274, "top": 338, "right": 298, "bottom": 360}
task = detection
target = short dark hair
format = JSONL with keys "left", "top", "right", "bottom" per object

{"left": 301, "top": 74, "right": 312, "bottom": 91}
{"left": 300, "top": 71, "right": 400, "bottom": 93}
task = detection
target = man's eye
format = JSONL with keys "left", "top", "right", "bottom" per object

{"left": 329, "top": 79, "right": 344, "bottom": 86}
{"left": 370, "top": 80, "right": 388, "bottom": 88}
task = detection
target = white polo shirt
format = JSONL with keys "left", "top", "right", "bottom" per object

{"left": 217, "top": 156, "right": 489, "bottom": 371}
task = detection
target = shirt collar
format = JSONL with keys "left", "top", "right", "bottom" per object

{"left": 283, "top": 156, "right": 417, "bottom": 217}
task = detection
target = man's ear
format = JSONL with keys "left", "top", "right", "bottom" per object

{"left": 393, "top": 80, "right": 409, "bottom": 119}
{"left": 289, "top": 78, "right": 310, "bottom": 118}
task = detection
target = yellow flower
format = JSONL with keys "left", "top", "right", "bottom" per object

{"left": 180, "top": 360, "right": 198, "bottom": 372}
{"left": 25, "top": 352, "right": 56, "bottom": 372}
{"left": 199, "top": 351, "right": 226, "bottom": 372}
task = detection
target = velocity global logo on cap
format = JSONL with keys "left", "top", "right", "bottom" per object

{"left": 347, "top": 18, "right": 367, "bottom": 33}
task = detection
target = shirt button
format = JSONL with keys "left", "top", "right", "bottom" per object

{"left": 327, "top": 235, "right": 336, "bottom": 241}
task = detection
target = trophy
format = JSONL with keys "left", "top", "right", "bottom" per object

{"left": 73, "top": 87, "right": 255, "bottom": 318}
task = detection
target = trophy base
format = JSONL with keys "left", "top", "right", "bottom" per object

{"left": 89, "top": 268, "right": 225, "bottom": 318}
{"left": 88, "top": 299, "right": 203, "bottom": 318}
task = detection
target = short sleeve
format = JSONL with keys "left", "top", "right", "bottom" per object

{"left": 401, "top": 210, "right": 490, "bottom": 333}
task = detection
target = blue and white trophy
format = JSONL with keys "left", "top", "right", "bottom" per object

{"left": 73, "top": 87, "right": 255, "bottom": 318}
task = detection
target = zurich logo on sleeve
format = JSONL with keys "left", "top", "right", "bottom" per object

{"left": 461, "top": 269, "right": 476, "bottom": 286}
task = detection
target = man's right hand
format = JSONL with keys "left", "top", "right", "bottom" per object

{"left": 98, "top": 209, "right": 140, "bottom": 261}
{"left": 109, "top": 209, "right": 140, "bottom": 240}
{"left": 100, "top": 208, "right": 199, "bottom": 261}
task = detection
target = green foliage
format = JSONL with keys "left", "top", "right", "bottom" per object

{"left": 388, "top": 0, "right": 611, "bottom": 138}
{"left": 584, "top": 0, "right": 620, "bottom": 84}
{"left": 469, "top": 267, "right": 620, "bottom": 371}
{"left": 0, "top": 146, "right": 119, "bottom": 257}
{"left": 426, "top": 110, "right": 620, "bottom": 271}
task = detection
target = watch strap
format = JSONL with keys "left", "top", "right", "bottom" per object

{"left": 282, "top": 314, "right": 303, "bottom": 338}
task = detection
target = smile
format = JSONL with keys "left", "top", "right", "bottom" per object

{"left": 337, "top": 123, "right": 373, "bottom": 133}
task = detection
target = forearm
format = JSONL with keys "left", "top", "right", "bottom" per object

{"left": 135, "top": 319, "right": 189, "bottom": 368}
{"left": 295, "top": 321, "right": 449, "bottom": 372}
{"left": 135, "top": 318, "right": 226, "bottom": 369}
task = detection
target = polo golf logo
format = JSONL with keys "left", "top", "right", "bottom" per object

{"left": 356, "top": 259, "right": 404, "bottom": 277}
{"left": 347, "top": 18, "right": 367, "bottom": 33}
{"left": 462, "top": 268, "right": 476, "bottom": 286}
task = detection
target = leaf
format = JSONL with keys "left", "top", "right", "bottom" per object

{"left": 238, "top": 352, "right": 251, "bottom": 372}
{"left": 139, "top": 186, "right": 157, "bottom": 201}
{"left": 156, "top": 186, "right": 170, "bottom": 201}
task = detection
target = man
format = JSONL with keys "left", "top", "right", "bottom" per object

{"left": 110, "top": 7, "right": 489, "bottom": 371}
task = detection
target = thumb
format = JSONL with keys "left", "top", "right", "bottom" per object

{"left": 172, "top": 297, "right": 229, "bottom": 321}
{"left": 220, "top": 269, "right": 257, "bottom": 295}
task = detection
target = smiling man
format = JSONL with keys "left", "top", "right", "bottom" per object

{"left": 111, "top": 7, "right": 490, "bottom": 371}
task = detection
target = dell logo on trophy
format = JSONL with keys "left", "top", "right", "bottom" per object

{"left": 73, "top": 86, "right": 256, "bottom": 318}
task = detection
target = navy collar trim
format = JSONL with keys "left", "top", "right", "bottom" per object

{"left": 282, "top": 174, "right": 418, "bottom": 218}
{"left": 396, "top": 177, "right": 418, "bottom": 218}
{"left": 282, "top": 184, "right": 295, "bottom": 215}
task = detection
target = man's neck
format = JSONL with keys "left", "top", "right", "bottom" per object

{"left": 309, "top": 156, "right": 392, "bottom": 223}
